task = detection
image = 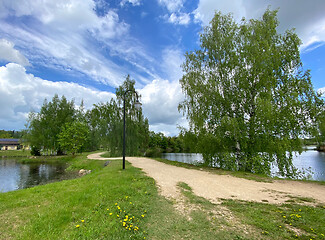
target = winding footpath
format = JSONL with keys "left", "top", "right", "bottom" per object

{"left": 88, "top": 152, "right": 325, "bottom": 205}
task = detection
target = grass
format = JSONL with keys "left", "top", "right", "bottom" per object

{"left": 0, "top": 150, "right": 31, "bottom": 157}
{"left": 0, "top": 152, "right": 324, "bottom": 239}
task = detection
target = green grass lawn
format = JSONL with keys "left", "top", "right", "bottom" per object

{"left": 0, "top": 152, "right": 324, "bottom": 239}
{"left": 0, "top": 150, "right": 31, "bottom": 157}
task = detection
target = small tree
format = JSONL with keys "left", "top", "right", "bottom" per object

{"left": 58, "top": 121, "right": 89, "bottom": 155}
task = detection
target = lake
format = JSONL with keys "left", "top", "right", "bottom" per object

{"left": 0, "top": 159, "right": 70, "bottom": 193}
{"left": 162, "top": 149, "right": 325, "bottom": 181}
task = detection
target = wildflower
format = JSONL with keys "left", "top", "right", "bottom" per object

{"left": 141, "top": 214, "right": 145, "bottom": 218}
{"left": 81, "top": 220, "right": 85, "bottom": 223}
{"left": 107, "top": 208, "right": 109, "bottom": 211}
{"left": 283, "top": 216, "right": 286, "bottom": 218}
{"left": 109, "top": 213, "right": 113, "bottom": 216}
{"left": 76, "top": 225, "right": 80, "bottom": 228}
{"left": 130, "top": 202, "right": 132, "bottom": 204}
{"left": 117, "top": 215, "right": 119, "bottom": 217}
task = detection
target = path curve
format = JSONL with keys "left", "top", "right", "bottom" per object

{"left": 88, "top": 153, "right": 325, "bottom": 204}
{"left": 87, "top": 152, "right": 121, "bottom": 160}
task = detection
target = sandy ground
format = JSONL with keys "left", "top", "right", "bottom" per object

{"left": 88, "top": 153, "right": 325, "bottom": 205}
{"left": 87, "top": 152, "right": 122, "bottom": 160}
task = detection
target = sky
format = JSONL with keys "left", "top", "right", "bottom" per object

{"left": 0, "top": 0, "right": 325, "bottom": 136}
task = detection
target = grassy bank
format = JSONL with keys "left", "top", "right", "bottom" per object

{"left": 0, "top": 153, "right": 324, "bottom": 239}
{"left": 0, "top": 150, "right": 31, "bottom": 157}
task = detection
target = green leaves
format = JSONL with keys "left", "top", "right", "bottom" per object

{"left": 58, "top": 121, "right": 89, "bottom": 155}
{"left": 179, "top": 9, "right": 324, "bottom": 176}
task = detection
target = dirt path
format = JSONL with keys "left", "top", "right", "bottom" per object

{"left": 87, "top": 152, "right": 122, "bottom": 160}
{"left": 89, "top": 153, "right": 325, "bottom": 205}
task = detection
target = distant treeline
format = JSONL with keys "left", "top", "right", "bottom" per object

{"left": 22, "top": 76, "right": 195, "bottom": 156}
{"left": 0, "top": 130, "right": 23, "bottom": 139}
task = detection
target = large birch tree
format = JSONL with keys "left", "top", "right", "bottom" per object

{"left": 179, "top": 9, "right": 323, "bottom": 177}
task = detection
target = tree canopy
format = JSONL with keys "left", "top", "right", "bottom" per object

{"left": 179, "top": 9, "right": 324, "bottom": 177}
{"left": 25, "top": 76, "right": 150, "bottom": 157}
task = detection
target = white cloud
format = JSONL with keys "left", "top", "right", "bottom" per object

{"left": 0, "top": 39, "right": 30, "bottom": 66}
{"left": 318, "top": 87, "right": 325, "bottom": 97}
{"left": 168, "top": 12, "right": 190, "bottom": 25}
{"left": 139, "top": 79, "right": 185, "bottom": 136}
{"left": 0, "top": 0, "right": 151, "bottom": 87}
{"left": 194, "top": 0, "right": 325, "bottom": 50}
{"left": 158, "top": 0, "right": 184, "bottom": 12}
{"left": 0, "top": 63, "right": 114, "bottom": 130}
{"left": 161, "top": 47, "right": 184, "bottom": 81}
{"left": 120, "top": 0, "right": 141, "bottom": 7}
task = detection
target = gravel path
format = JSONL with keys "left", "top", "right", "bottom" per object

{"left": 88, "top": 153, "right": 325, "bottom": 205}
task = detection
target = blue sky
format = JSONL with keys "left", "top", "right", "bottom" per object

{"left": 0, "top": 0, "right": 325, "bottom": 136}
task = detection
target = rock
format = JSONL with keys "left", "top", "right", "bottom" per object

{"left": 78, "top": 169, "right": 91, "bottom": 176}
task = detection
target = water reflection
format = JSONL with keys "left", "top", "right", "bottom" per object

{"left": 0, "top": 159, "right": 68, "bottom": 193}
{"left": 162, "top": 150, "right": 325, "bottom": 181}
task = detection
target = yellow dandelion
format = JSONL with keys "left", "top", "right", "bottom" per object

{"left": 81, "top": 220, "right": 85, "bottom": 223}
{"left": 141, "top": 214, "right": 145, "bottom": 218}
{"left": 109, "top": 213, "right": 113, "bottom": 216}
{"left": 76, "top": 225, "right": 80, "bottom": 228}
{"left": 107, "top": 208, "right": 109, "bottom": 211}
{"left": 115, "top": 203, "right": 118, "bottom": 205}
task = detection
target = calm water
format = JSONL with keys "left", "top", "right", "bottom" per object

{"left": 0, "top": 159, "right": 68, "bottom": 193}
{"left": 162, "top": 149, "right": 325, "bottom": 181}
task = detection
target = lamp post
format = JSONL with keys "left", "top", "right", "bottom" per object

{"left": 123, "top": 90, "right": 142, "bottom": 169}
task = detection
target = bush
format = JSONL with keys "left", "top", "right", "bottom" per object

{"left": 145, "top": 147, "right": 162, "bottom": 158}
{"left": 30, "top": 146, "right": 41, "bottom": 156}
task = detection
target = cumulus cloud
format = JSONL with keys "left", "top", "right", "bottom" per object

{"left": 168, "top": 12, "right": 190, "bottom": 25}
{"left": 194, "top": 0, "right": 325, "bottom": 50}
{"left": 158, "top": 0, "right": 191, "bottom": 25}
{"left": 139, "top": 79, "right": 185, "bottom": 136}
{"left": 158, "top": 0, "right": 184, "bottom": 12}
{"left": 0, "top": 39, "right": 30, "bottom": 66}
{"left": 0, "top": 63, "right": 114, "bottom": 130}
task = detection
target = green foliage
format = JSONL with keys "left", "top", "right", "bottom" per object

{"left": 179, "top": 9, "right": 324, "bottom": 177}
{"left": 24, "top": 76, "right": 150, "bottom": 157}
{"left": 24, "top": 94, "right": 77, "bottom": 155}
{"left": 86, "top": 75, "right": 149, "bottom": 156}
{"left": 58, "top": 121, "right": 90, "bottom": 155}
{"left": 146, "top": 131, "right": 195, "bottom": 155}
{"left": 0, "top": 130, "right": 23, "bottom": 139}
{"left": 30, "top": 146, "right": 41, "bottom": 156}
